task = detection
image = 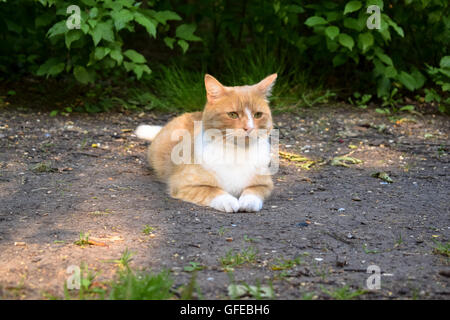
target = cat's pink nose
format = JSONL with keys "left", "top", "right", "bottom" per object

{"left": 243, "top": 126, "right": 253, "bottom": 133}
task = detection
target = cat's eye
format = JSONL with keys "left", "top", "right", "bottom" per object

{"left": 227, "top": 112, "right": 239, "bottom": 119}
{"left": 254, "top": 112, "right": 263, "bottom": 119}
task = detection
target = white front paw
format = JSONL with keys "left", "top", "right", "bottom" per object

{"left": 210, "top": 194, "right": 239, "bottom": 213}
{"left": 238, "top": 194, "right": 263, "bottom": 212}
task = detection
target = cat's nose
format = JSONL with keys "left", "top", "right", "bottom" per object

{"left": 243, "top": 126, "right": 253, "bottom": 134}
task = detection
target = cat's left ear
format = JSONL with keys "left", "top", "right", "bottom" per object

{"left": 205, "top": 74, "right": 227, "bottom": 103}
{"left": 254, "top": 73, "right": 277, "bottom": 97}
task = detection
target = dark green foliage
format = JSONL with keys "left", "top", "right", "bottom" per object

{"left": 0, "top": 0, "right": 448, "bottom": 110}
{"left": 0, "top": 0, "right": 198, "bottom": 82}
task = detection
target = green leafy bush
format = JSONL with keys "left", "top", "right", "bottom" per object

{"left": 0, "top": 0, "right": 201, "bottom": 83}
{"left": 0, "top": 0, "right": 448, "bottom": 112}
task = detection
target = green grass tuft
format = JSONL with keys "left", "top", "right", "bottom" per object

{"left": 432, "top": 240, "right": 450, "bottom": 257}
{"left": 321, "top": 285, "right": 366, "bottom": 300}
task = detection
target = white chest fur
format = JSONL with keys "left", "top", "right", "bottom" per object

{"left": 194, "top": 132, "right": 271, "bottom": 197}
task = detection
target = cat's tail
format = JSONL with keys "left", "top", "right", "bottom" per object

{"left": 135, "top": 125, "right": 163, "bottom": 141}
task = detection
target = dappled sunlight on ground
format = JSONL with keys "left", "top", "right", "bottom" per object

{"left": 0, "top": 106, "right": 448, "bottom": 299}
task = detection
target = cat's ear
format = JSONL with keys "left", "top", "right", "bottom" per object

{"left": 254, "top": 73, "right": 277, "bottom": 97}
{"left": 205, "top": 74, "right": 226, "bottom": 103}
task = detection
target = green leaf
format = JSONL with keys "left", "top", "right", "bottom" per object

{"left": 332, "top": 54, "right": 348, "bottom": 67}
{"left": 338, "top": 33, "right": 354, "bottom": 51}
{"left": 343, "top": 17, "right": 364, "bottom": 31}
{"left": 88, "top": 19, "right": 97, "bottom": 29}
{"left": 47, "top": 63, "right": 65, "bottom": 77}
{"left": 326, "top": 37, "right": 339, "bottom": 52}
{"left": 131, "top": 64, "right": 151, "bottom": 79}
{"left": 399, "top": 105, "right": 415, "bottom": 112}
{"left": 375, "top": 108, "right": 390, "bottom": 115}
{"left": 410, "top": 68, "right": 426, "bottom": 89}
{"left": 65, "top": 30, "right": 82, "bottom": 49}
{"left": 377, "top": 76, "right": 391, "bottom": 98}
{"left": 89, "top": 7, "right": 98, "bottom": 19}
{"left": 424, "top": 88, "right": 440, "bottom": 102}
{"left": 111, "top": 9, "right": 134, "bottom": 31}
{"left": 358, "top": 32, "right": 374, "bottom": 53}
{"left": 123, "top": 61, "right": 134, "bottom": 72}
{"left": 177, "top": 39, "right": 189, "bottom": 53}
{"left": 110, "top": 49, "right": 123, "bottom": 65}
{"left": 117, "top": 0, "right": 134, "bottom": 8}
{"left": 164, "top": 37, "right": 176, "bottom": 49}
{"left": 288, "top": 4, "right": 305, "bottom": 14}
{"left": 440, "top": 56, "right": 450, "bottom": 69}
{"left": 47, "top": 21, "right": 67, "bottom": 38}
{"left": 344, "top": 1, "right": 362, "bottom": 15}
{"left": 304, "top": 16, "right": 328, "bottom": 27}
{"left": 442, "top": 83, "right": 450, "bottom": 92}
{"left": 383, "top": 14, "right": 404, "bottom": 37}
{"left": 134, "top": 12, "right": 157, "bottom": 38}
{"left": 375, "top": 51, "right": 393, "bottom": 66}
{"left": 81, "top": 0, "right": 96, "bottom": 5}
{"left": 438, "top": 68, "right": 450, "bottom": 78}
{"left": 325, "top": 26, "right": 339, "bottom": 40}
{"left": 91, "top": 21, "right": 114, "bottom": 46}
{"left": 36, "top": 58, "right": 65, "bottom": 77}
{"left": 81, "top": 22, "right": 90, "bottom": 34}
{"left": 397, "top": 71, "right": 417, "bottom": 91}
{"left": 154, "top": 10, "right": 182, "bottom": 24}
{"left": 373, "top": 58, "right": 385, "bottom": 77}
{"left": 73, "top": 66, "right": 94, "bottom": 84}
{"left": 94, "top": 47, "right": 111, "bottom": 60}
{"left": 389, "top": 21, "right": 404, "bottom": 37}
{"left": 367, "top": 0, "right": 384, "bottom": 10}
{"left": 385, "top": 66, "right": 398, "bottom": 78}
{"left": 123, "top": 49, "right": 146, "bottom": 64}
{"left": 175, "top": 24, "right": 201, "bottom": 41}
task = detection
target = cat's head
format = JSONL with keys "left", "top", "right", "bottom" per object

{"left": 201, "top": 74, "right": 277, "bottom": 139}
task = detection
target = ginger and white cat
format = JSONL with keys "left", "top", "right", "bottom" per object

{"left": 135, "top": 73, "right": 277, "bottom": 212}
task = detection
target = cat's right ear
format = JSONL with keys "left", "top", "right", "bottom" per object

{"left": 205, "top": 74, "right": 226, "bottom": 103}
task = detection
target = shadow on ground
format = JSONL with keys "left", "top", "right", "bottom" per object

{"left": 0, "top": 105, "right": 448, "bottom": 299}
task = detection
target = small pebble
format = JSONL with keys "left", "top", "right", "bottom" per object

{"left": 296, "top": 222, "right": 309, "bottom": 227}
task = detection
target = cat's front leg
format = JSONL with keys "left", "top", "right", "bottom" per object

{"left": 169, "top": 165, "right": 239, "bottom": 213}
{"left": 238, "top": 175, "right": 273, "bottom": 212}
{"left": 209, "top": 193, "right": 240, "bottom": 213}
{"left": 171, "top": 185, "right": 239, "bottom": 213}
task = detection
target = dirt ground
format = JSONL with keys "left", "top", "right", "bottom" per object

{"left": 0, "top": 105, "right": 448, "bottom": 299}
